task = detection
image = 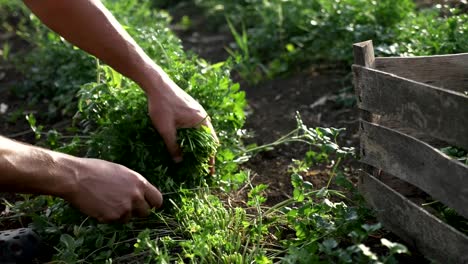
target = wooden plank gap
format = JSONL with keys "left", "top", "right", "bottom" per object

{"left": 375, "top": 53, "right": 468, "bottom": 93}
{"left": 353, "top": 65, "right": 468, "bottom": 150}
{"left": 360, "top": 121, "right": 468, "bottom": 219}
{"left": 359, "top": 170, "right": 468, "bottom": 264}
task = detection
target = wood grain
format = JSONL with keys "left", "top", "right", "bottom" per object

{"left": 375, "top": 53, "right": 468, "bottom": 93}
{"left": 359, "top": 171, "right": 468, "bottom": 264}
{"left": 353, "top": 65, "right": 468, "bottom": 150}
{"left": 360, "top": 121, "right": 468, "bottom": 218}
{"left": 353, "top": 40, "right": 375, "bottom": 68}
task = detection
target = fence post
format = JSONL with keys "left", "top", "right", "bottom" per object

{"left": 353, "top": 40, "right": 378, "bottom": 178}
{"left": 353, "top": 40, "right": 375, "bottom": 68}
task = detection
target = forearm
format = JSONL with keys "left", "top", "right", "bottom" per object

{"left": 23, "top": 0, "right": 163, "bottom": 95}
{"left": 0, "top": 136, "right": 78, "bottom": 197}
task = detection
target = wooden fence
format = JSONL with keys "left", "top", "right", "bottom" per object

{"left": 352, "top": 40, "right": 468, "bottom": 263}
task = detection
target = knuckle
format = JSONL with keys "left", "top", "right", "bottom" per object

{"left": 131, "top": 190, "right": 144, "bottom": 203}
{"left": 122, "top": 203, "right": 132, "bottom": 214}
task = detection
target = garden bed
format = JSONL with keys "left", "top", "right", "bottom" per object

{"left": 1, "top": 0, "right": 466, "bottom": 262}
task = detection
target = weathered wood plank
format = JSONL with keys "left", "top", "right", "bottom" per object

{"left": 353, "top": 40, "right": 375, "bottom": 68}
{"left": 359, "top": 171, "right": 468, "bottom": 264}
{"left": 353, "top": 65, "right": 468, "bottom": 150}
{"left": 375, "top": 53, "right": 468, "bottom": 93}
{"left": 360, "top": 121, "right": 468, "bottom": 218}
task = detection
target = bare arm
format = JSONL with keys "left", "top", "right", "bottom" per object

{"left": 23, "top": 0, "right": 158, "bottom": 93}
{"left": 0, "top": 136, "right": 78, "bottom": 196}
{"left": 23, "top": 0, "right": 218, "bottom": 162}
{"left": 0, "top": 136, "right": 162, "bottom": 222}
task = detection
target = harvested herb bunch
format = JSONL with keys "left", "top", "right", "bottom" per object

{"left": 176, "top": 125, "right": 219, "bottom": 178}
{"left": 76, "top": 69, "right": 227, "bottom": 193}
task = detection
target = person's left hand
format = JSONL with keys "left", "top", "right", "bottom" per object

{"left": 64, "top": 157, "right": 163, "bottom": 223}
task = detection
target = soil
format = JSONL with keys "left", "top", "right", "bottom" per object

{"left": 239, "top": 69, "right": 360, "bottom": 204}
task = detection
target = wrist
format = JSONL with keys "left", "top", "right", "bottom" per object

{"left": 49, "top": 152, "right": 81, "bottom": 199}
{"left": 134, "top": 63, "right": 170, "bottom": 97}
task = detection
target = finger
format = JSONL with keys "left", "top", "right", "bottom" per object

{"left": 96, "top": 211, "right": 126, "bottom": 223}
{"left": 209, "top": 156, "right": 216, "bottom": 175}
{"left": 144, "top": 183, "right": 163, "bottom": 209}
{"left": 119, "top": 211, "right": 132, "bottom": 223}
{"left": 163, "top": 130, "right": 183, "bottom": 163}
{"left": 203, "top": 117, "right": 219, "bottom": 144}
{"left": 133, "top": 199, "right": 151, "bottom": 218}
{"left": 153, "top": 119, "right": 183, "bottom": 163}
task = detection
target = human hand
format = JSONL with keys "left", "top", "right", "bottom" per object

{"left": 145, "top": 70, "right": 218, "bottom": 173}
{"left": 64, "top": 158, "right": 163, "bottom": 223}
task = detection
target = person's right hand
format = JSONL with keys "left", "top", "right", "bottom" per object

{"left": 64, "top": 158, "right": 163, "bottom": 222}
{"left": 144, "top": 68, "right": 219, "bottom": 174}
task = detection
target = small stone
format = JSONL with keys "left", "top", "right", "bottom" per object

{"left": 0, "top": 103, "right": 8, "bottom": 114}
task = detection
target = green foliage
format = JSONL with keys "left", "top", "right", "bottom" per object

{"left": 178, "top": 126, "right": 219, "bottom": 174}
{"left": 393, "top": 10, "right": 468, "bottom": 56}
{"left": 242, "top": 113, "right": 355, "bottom": 165}
{"left": 174, "top": 192, "right": 264, "bottom": 262}
{"left": 0, "top": 1, "right": 30, "bottom": 33}
{"left": 440, "top": 146, "right": 468, "bottom": 165}
{"left": 282, "top": 156, "right": 408, "bottom": 264}
{"left": 192, "top": 0, "right": 466, "bottom": 81}
{"left": 1, "top": 42, "right": 10, "bottom": 61}
{"left": 5, "top": 6, "right": 98, "bottom": 118}
{"left": 2, "top": 0, "right": 246, "bottom": 261}
{"left": 132, "top": 188, "right": 273, "bottom": 263}
{"left": 439, "top": 206, "right": 468, "bottom": 234}
{"left": 151, "top": 0, "right": 190, "bottom": 9}
{"left": 424, "top": 200, "right": 468, "bottom": 235}
{"left": 4, "top": 115, "right": 410, "bottom": 262}
{"left": 194, "top": 0, "right": 414, "bottom": 79}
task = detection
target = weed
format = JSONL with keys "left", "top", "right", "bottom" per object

{"left": 440, "top": 146, "right": 468, "bottom": 165}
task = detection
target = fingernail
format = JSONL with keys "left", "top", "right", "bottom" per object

{"left": 173, "top": 156, "right": 183, "bottom": 163}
